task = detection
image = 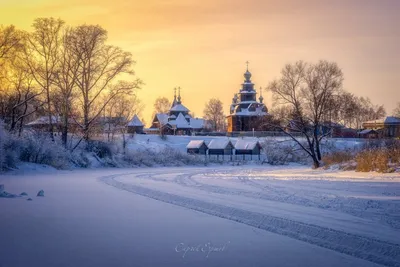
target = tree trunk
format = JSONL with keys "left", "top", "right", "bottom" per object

{"left": 312, "top": 154, "right": 320, "bottom": 168}
{"left": 46, "top": 87, "right": 54, "bottom": 140}
{"left": 61, "top": 113, "right": 68, "bottom": 147}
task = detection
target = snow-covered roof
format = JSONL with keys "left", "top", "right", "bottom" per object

{"left": 363, "top": 116, "right": 400, "bottom": 125}
{"left": 155, "top": 114, "right": 169, "bottom": 125}
{"left": 233, "top": 110, "right": 268, "bottom": 116}
{"left": 207, "top": 139, "right": 233, "bottom": 149}
{"left": 25, "top": 116, "right": 61, "bottom": 126}
{"left": 186, "top": 140, "right": 206, "bottom": 149}
{"left": 169, "top": 113, "right": 191, "bottom": 129}
{"left": 359, "top": 129, "right": 378, "bottom": 135}
{"left": 170, "top": 104, "right": 190, "bottom": 112}
{"left": 127, "top": 114, "right": 144, "bottom": 127}
{"left": 234, "top": 139, "right": 261, "bottom": 150}
{"left": 189, "top": 118, "right": 205, "bottom": 129}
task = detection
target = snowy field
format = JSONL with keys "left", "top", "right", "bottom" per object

{"left": 1, "top": 165, "right": 399, "bottom": 267}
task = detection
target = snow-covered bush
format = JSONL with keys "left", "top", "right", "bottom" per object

{"left": 261, "top": 140, "right": 308, "bottom": 165}
{"left": 0, "top": 121, "right": 20, "bottom": 170}
{"left": 85, "top": 140, "right": 115, "bottom": 159}
{"left": 19, "top": 133, "right": 70, "bottom": 169}
{"left": 121, "top": 146, "right": 206, "bottom": 167}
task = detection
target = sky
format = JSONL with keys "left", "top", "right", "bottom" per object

{"left": 1, "top": 0, "right": 399, "bottom": 125}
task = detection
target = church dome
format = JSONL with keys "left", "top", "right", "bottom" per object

{"left": 244, "top": 70, "right": 252, "bottom": 81}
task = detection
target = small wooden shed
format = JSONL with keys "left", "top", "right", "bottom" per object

{"left": 234, "top": 139, "right": 262, "bottom": 160}
{"left": 207, "top": 139, "right": 234, "bottom": 159}
{"left": 127, "top": 115, "right": 144, "bottom": 134}
{"left": 359, "top": 129, "right": 379, "bottom": 139}
{"left": 186, "top": 140, "right": 208, "bottom": 155}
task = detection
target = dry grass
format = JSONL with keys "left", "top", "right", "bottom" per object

{"left": 355, "top": 148, "right": 391, "bottom": 173}
{"left": 323, "top": 140, "right": 400, "bottom": 173}
{"left": 322, "top": 151, "right": 354, "bottom": 167}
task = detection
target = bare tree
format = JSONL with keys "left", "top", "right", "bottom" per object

{"left": 153, "top": 97, "right": 171, "bottom": 114}
{"left": 203, "top": 98, "right": 225, "bottom": 131}
{"left": 270, "top": 105, "right": 293, "bottom": 123}
{"left": 0, "top": 25, "right": 23, "bottom": 62}
{"left": 68, "top": 24, "right": 141, "bottom": 141}
{"left": 267, "top": 60, "right": 343, "bottom": 168}
{"left": 103, "top": 93, "right": 144, "bottom": 142}
{"left": 52, "top": 27, "right": 81, "bottom": 147}
{"left": 393, "top": 102, "right": 400, "bottom": 117}
{"left": 0, "top": 50, "right": 42, "bottom": 134}
{"left": 24, "top": 18, "right": 65, "bottom": 140}
{"left": 0, "top": 28, "right": 42, "bottom": 134}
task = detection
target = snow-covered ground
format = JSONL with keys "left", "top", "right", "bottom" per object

{"left": 1, "top": 165, "right": 399, "bottom": 267}
{"left": 125, "top": 134, "right": 364, "bottom": 153}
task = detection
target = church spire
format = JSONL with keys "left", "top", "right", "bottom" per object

{"left": 171, "top": 87, "right": 177, "bottom": 108}
{"left": 244, "top": 61, "right": 252, "bottom": 82}
{"left": 177, "top": 87, "right": 182, "bottom": 104}
{"left": 259, "top": 86, "right": 264, "bottom": 103}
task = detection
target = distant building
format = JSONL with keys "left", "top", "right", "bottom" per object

{"left": 207, "top": 139, "right": 234, "bottom": 157}
{"left": 227, "top": 63, "right": 270, "bottom": 132}
{"left": 234, "top": 139, "right": 262, "bottom": 160}
{"left": 24, "top": 115, "right": 62, "bottom": 131}
{"left": 359, "top": 129, "right": 379, "bottom": 139}
{"left": 24, "top": 116, "right": 79, "bottom": 133}
{"left": 149, "top": 88, "right": 207, "bottom": 135}
{"left": 186, "top": 140, "right": 208, "bottom": 154}
{"left": 362, "top": 116, "right": 400, "bottom": 138}
{"left": 127, "top": 114, "right": 144, "bottom": 134}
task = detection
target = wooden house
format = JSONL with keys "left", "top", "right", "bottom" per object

{"left": 186, "top": 140, "right": 208, "bottom": 155}
{"left": 359, "top": 129, "right": 379, "bottom": 139}
{"left": 234, "top": 139, "right": 262, "bottom": 160}
{"left": 362, "top": 117, "right": 400, "bottom": 138}
{"left": 207, "top": 139, "right": 234, "bottom": 159}
{"left": 127, "top": 115, "right": 144, "bottom": 134}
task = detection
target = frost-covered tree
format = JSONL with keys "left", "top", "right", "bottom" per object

{"left": 25, "top": 18, "right": 65, "bottom": 140}
{"left": 153, "top": 97, "right": 171, "bottom": 114}
{"left": 68, "top": 24, "right": 141, "bottom": 141}
{"left": 203, "top": 98, "right": 225, "bottom": 131}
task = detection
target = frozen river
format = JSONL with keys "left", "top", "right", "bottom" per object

{"left": 1, "top": 165, "right": 399, "bottom": 267}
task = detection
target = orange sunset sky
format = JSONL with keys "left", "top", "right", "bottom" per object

{"left": 1, "top": 0, "right": 399, "bottom": 125}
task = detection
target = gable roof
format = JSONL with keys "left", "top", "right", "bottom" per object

{"left": 127, "top": 114, "right": 144, "bottom": 127}
{"left": 155, "top": 113, "right": 169, "bottom": 125}
{"left": 207, "top": 139, "right": 233, "bottom": 149}
{"left": 234, "top": 139, "right": 261, "bottom": 150}
{"left": 190, "top": 118, "right": 205, "bottom": 129}
{"left": 359, "top": 129, "right": 379, "bottom": 135}
{"left": 26, "top": 116, "right": 61, "bottom": 126}
{"left": 170, "top": 104, "right": 190, "bottom": 112}
{"left": 186, "top": 140, "right": 207, "bottom": 149}
{"left": 169, "top": 113, "right": 191, "bottom": 128}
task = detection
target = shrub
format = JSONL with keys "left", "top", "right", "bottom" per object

{"left": 355, "top": 148, "right": 390, "bottom": 173}
{"left": 261, "top": 140, "right": 308, "bottom": 165}
{"left": 122, "top": 147, "right": 206, "bottom": 167}
{"left": 322, "top": 151, "right": 354, "bottom": 167}
{"left": 85, "top": 140, "right": 114, "bottom": 159}
{"left": 19, "top": 133, "right": 70, "bottom": 169}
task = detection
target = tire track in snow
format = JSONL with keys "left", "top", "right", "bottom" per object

{"left": 186, "top": 171, "right": 400, "bottom": 229}
{"left": 99, "top": 172, "right": 400, "bottom": 267}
